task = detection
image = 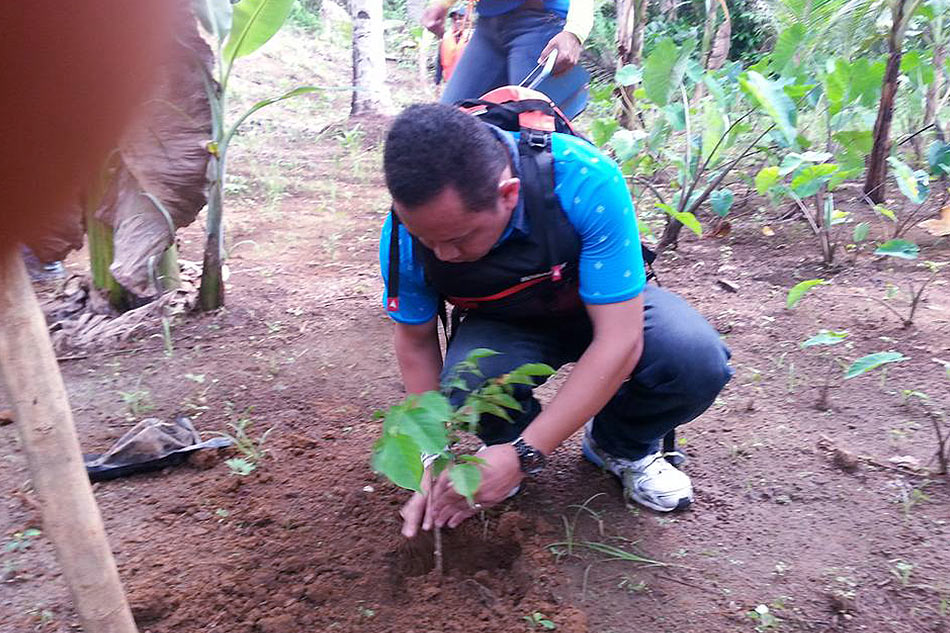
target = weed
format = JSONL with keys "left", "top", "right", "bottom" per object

{"left": 549, "top": 493, "right": 606, "bottom": 561}
{"left": 4, "top": 528, "right": 41, "bottom": 553}
{"left": 891, "top": 559, "right": 914, "bottom": 586}
{"left": 216, "top": 416, "right": 276, "bottom": 476}
{"left": 746, "top": 604, "right": 780, "bottom": 630}
{"left": 618, "top": 576, "right": 648, "bottom": 593}
{"left": 118, "top": 384, "right": 153, "bottom": 418}
{"left": 524, "top": 612, "right": 556, "bottom": 630}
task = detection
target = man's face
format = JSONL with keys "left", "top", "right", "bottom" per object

{"left": 394, "top": 172, "right": 520, "bottom": 263}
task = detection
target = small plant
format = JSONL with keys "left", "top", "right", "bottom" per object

{"left": 372, "top": 349, "right": 555, "bottom": 573}
{"left": 746, "top": 604, "right": 780, "bottom": 631}
{"left": 799, "top": 329, "right": 849, "bottom": 409}
{"left": 800, "top": 329, "right": 909, "bottom": 408}
{"left": 5, "top": 528, "right": 41, "bottom": 553}
{"left": 216, "top": 416, "right": 275, "bottom": 476}
{"left": 524, "top": 612, "right": 556, "bottom": 630}
{"left": 118, "top": 385, "right": 153, "bottom": 418}
{"left": 891, "top": 559, "right": 914, "bottom": 586}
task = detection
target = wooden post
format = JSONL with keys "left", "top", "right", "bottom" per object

{"left": 0, "top": 248, "right": 139, "bottom": 633}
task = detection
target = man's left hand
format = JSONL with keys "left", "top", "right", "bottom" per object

{"left": 425, "top": 443, "right": 524, "bottom": 531}
{"left": 538, "top": 31, "right": 582, "bottom": 76}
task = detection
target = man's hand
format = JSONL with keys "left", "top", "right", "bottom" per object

{"left": 538, "top": 31, "right": 582, "bottom": 76}
{"left": 399, "top": 443, "right": 524, "bottom": 538}
{"left": 421, "top": 2, "right": 449, "bottom": 38}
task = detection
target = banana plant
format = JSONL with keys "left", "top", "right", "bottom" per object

{"left": 193, "top": 0, "right": 322, "bottom": 310}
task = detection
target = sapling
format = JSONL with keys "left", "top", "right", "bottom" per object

{"left": 371, "top": 348, "right": 554, "bottom": 575}
{"left": 801, "top": 330, "right": 910, "bottom": 409}
{"left": 800, "top": 330, "right": 849, "bottom": 410}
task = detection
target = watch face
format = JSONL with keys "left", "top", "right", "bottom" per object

{"left": 514, "top": 439, "right": 546, "bottom": 475}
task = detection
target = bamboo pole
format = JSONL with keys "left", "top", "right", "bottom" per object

{"left": 0, "top": 248, "right": 138, "bottom": 633}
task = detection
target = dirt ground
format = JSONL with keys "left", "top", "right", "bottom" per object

{"left": 2, "top": 22, "right": 950, "bottom": 633}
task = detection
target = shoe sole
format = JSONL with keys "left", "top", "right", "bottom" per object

{"left": 582, "top": 438, "right": 692, "bottom": 513}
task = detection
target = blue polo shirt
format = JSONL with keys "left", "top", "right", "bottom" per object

{"left": 379, "top": 131, "right": 645, "bottom": 324}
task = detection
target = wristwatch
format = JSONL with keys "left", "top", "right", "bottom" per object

{"left": 511, "top": 437, "right": 547, "bottom": 475}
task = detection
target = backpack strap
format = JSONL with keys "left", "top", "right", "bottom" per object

{"left": 386, "top": 208, "right": 401, "bottom": 312}
{"left": 388, "top": 209, "right": 452, "bottom": 339}
{"left": 517, "top": 129, "right": 561, "bottom": 271}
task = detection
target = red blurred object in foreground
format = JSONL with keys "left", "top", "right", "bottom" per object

{"left": 0, "top": 0, "right": 172, "bottom": 253}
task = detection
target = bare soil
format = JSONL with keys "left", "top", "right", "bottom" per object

{"left": 2, "top": 23, "right": 949, "bottom": 633}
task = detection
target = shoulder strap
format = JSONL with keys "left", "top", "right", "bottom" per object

{"left": 386, "top": 208, "right": 401, "bottom": 312}
{"left": 387, "top": 208, "right": 451, "bottom": 336}
{"left": 517, "top": 129, "right": 560, "bottom": 269}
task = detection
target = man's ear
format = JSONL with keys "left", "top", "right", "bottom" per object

{"left": 498, "top": 177, "right": 520, "bottom": 211}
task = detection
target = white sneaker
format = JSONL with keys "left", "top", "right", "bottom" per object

{"left": 581, "top": 422, "right": 693, "bottom": 512}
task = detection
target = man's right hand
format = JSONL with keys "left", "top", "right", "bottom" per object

{"left": 399, "top": 489, "right": 429, "bottom": 538}
{"left": 421, "top": 2, "right": 449, "bottom": 38}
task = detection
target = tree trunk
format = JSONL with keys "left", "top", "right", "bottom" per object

{"left": 659, "top": 0, "right": 677, "bottom": 20}
{"left": 863, "top": 0, "right": 909, "bottom": 204}
{"left": 350, "top": 0, "right": 393, "bottom": 116}
{"left": 925, "top": 41, "right": 947, "bottom": 128}
{"left": 617, "top": 0, "right": 648, "bottom": 129}
{"left": 199, "top": 155, "right": 224, "bottom": 311}
{"left": 0, "top": 249, "right": 139, "bottom": 633}
{"left": 694, "top": 1, "right": 730, "bottom": 103}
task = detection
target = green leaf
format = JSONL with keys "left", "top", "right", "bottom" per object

{"left": 591, "top": 118, "right": 620, "bottom": 148}
{"left": 448, "top": 463, "right": 482, "bottom": 504}
{"left": 710, "top": 188, "right": 735, "bottom": 217}
{"left": 485, "top": 392, "right": 523, "bottom": 411}
{"left": 887, "top": 156, "right": 930, "bottom": 204}
{"left": 701, "top": 100, "right": 728, "bottom": 164}
{"left": 844, "top": 352, "right": 908, "bottom": 379}
{"left": 194, "top": 0, "right": 234, "bottom": 43}
{"left": 873, "top": 205, "right": 897, "bottom": 222}
{"left": 371, "top": 434, "right": 423, "bottom": 492}
{"left": 382, "top": 393, "right": 450, "bottom": 455}
{"left": 824, "top": 58, "right": 850, "bottom": 113}
{"left": 927, "top": 141, "right": 950, "bottom": 175}
{"left": 771, "top": 24, "right": 805, "bottom": 73}
{"left": 791, "top": 164, "right": 839, "bottom": 197}
{"left": 224, "top": 0, "right": 295, "bottom": 63}
{"left": 643, "top": 37, "right": 696, "bottom": 107}
{"left": 609, "top": 129, "right": 647, "bottom": 162}
{"left": 853, "top": 222, "right": 871, "bottom": 242}
{"left": 472, "top": 399, "right": 514, "bottom": 422}
{"left": 755, "top": 166, "right": 781, "bottom": 195}
{"left": 802, "top": 330, "right": 849, "bottom": 347}
{"left": 874, "top": 239, "right": 919, "bottom": 260}
{"left": 513, "top": 363, "right": 557, "bottom": 377}
{"left": 223, "top": 86, "right": 322, "bottom": 150}
{"left": 786, "top": 279, "right": 826, "bottom": 309}
{"left": 851, "top": 58, "right": 885, "bottom": 107}
{"left": 656, "top": 203, "right": 702, "bottom": 237}
{"left": 465, "top": 348, "right": 501, "bottom": 362}
{"left": 225, "top": 457, "right": 257, "bottom": 476}
{"left": 615, "top": 64, "right": 642, "bottom": 86}
{"left": 740, "top": 71, "right": 798, "bottom": 145}
{"left": 833, "top": 130, "right": 874, "bottom": 157}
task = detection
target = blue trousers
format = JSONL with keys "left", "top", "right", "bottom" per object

{"left": 440, "top": 286, "right": 733, "bottom": 460}
{"left": 439, "top": 9, "right": 590, "bottom": 119}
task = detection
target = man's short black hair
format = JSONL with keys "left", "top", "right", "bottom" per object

{"left": 384, "top": 103, "right": 508, "bottom": 211}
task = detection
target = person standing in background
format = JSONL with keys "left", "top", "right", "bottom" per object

{"left": 422, "top": 0, "right": 593, "bottom": 118}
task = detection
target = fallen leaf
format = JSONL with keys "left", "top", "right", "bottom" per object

{"left": 762, "top": 225, "right": 775, "bottom": 236}
{"left": 918, "top": 204, "right": 950, "bottom": 236}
